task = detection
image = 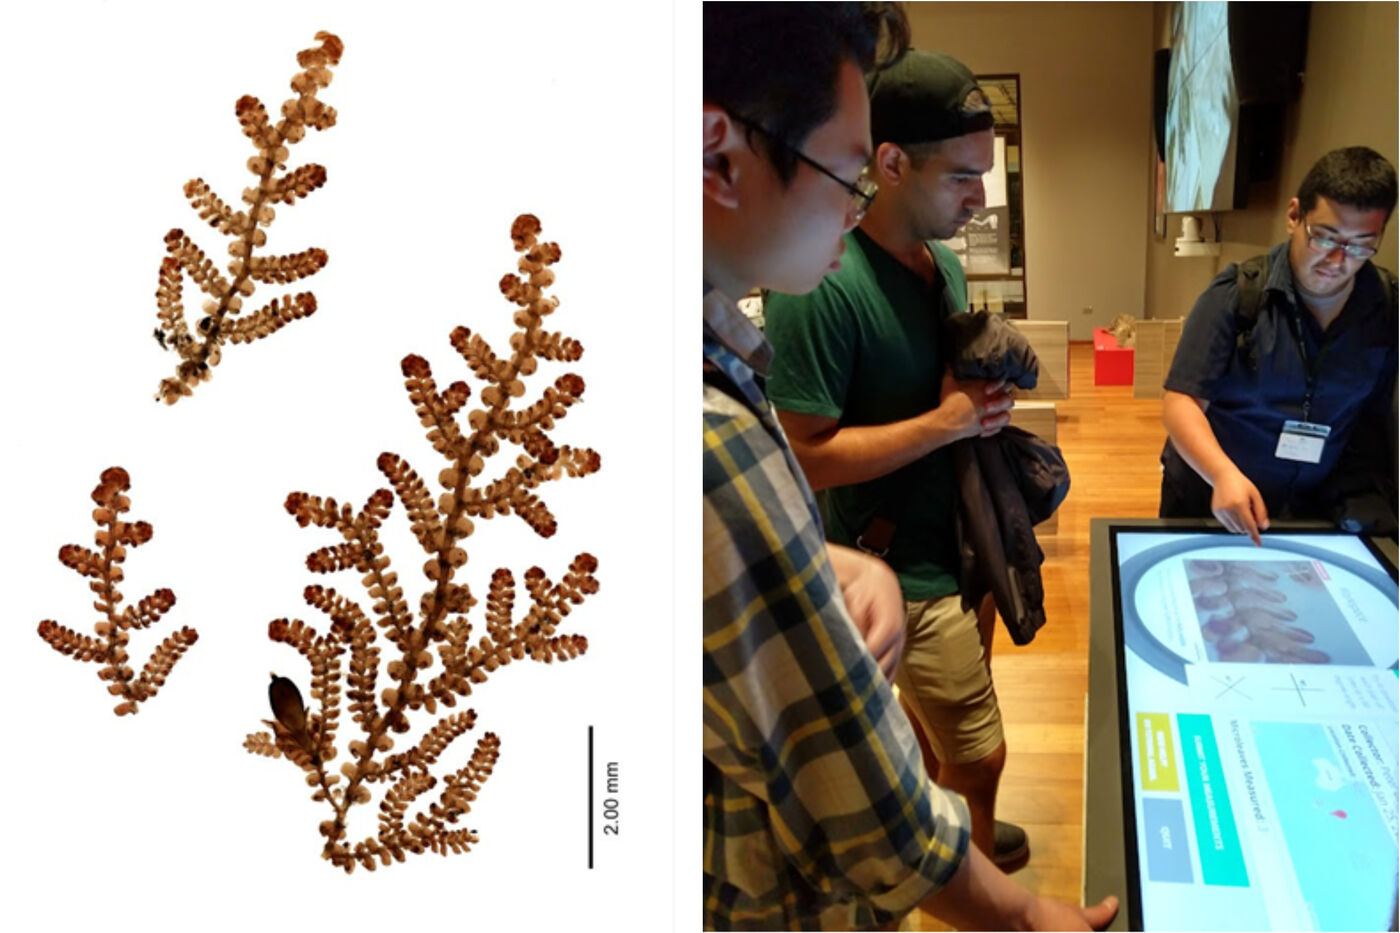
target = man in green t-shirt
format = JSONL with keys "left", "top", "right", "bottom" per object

{"left": 765, "top": 50, "right": 1024, "bottom": 868}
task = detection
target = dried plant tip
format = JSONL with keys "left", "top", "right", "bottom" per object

{"left": 42, "top": 468, "right": 197, "bottom": 715}
{"left": 93, "top": 467, "right": 131, "bottom": 502}
{"left": 152, "top": 32, "right": 342, "bottom": 404}
{"left": 510, "top": 214, "right": 542, "bottom": 249}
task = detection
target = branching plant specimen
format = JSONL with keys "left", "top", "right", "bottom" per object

{"left": 37, "top": 468, "right": 199, "bottom": 716}
{"left": 154, "top": 31, "right": 343, "bottom": 404}
{"left": 245, "top": 215, "right": 601, "bottom": 872}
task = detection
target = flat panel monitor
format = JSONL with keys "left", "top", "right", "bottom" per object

{"left": 1164, "top": 1, "right": 1238, "bottom": 213}
{"left": 1109, "top": 527, "right": 1398, "bottom": 930}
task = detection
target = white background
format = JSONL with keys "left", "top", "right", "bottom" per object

{"left": 0, "top": 3, "right": 696, "bottom": 930}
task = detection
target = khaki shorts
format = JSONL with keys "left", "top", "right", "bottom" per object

{"left": 894, "top": 593, "right": 1003, "bottom": 765}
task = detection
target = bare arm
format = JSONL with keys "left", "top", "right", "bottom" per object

{"left": 1162, "top": 389, "right": 1269, "bottom": 545}
{"left": 920, "top": 843, "right": 1120, "bottom": 931}
{"left": 826, "top": 543, "right": 905, "bottom": 681}
{"left": 777, "top": 370, "right": 1012, "bottom": 492}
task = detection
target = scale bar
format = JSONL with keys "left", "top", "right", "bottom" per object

{"left": 588, "top": 725, "right": 594, "bottom": 868}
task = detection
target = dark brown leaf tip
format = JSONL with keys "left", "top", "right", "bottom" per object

{"left": 285, "top": 491, "right": 310, "bottom": 520}
{"left": 98, "top": 467, "right": 130, "bottom": 491}
{"left": 128, "top": 521, "right": 155, "bottom": 546}
{"left": 510, "top": 214, "right": 542, "bottom": 248}
{"left": 401, "top": 354, "right": 431, "bottom": 379}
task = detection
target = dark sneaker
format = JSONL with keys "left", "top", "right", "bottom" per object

{"left": 992, "top": 820, "right": 1030, "bottom": 869}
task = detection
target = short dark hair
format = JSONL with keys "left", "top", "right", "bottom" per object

{"left": 1296, "top": 146, "right": 1398, "bottom": 221}
{"left": 703, "top": 3, "right": 909, "bottom": 184}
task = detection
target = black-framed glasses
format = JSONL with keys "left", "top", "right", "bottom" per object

{"left": 1303, "top": 220, "right": 1379, "bottom": 260}
{"left": 730, "top": 113, "right": 877, "bottom": 222}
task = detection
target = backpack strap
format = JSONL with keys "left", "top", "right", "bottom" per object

{"left": 1376, "top": 264, "right": 1398, "bottom": 312}
{"left": 1233, "top": 254, "right": 1271, "bottom": 371}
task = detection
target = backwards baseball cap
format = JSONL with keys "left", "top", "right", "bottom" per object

{"left": 867, "top": 50, "right": 995, "bottom": 146}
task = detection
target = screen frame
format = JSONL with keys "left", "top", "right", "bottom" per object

{"left": 1083, "top": 518, "right": 1398, "bottom": 932}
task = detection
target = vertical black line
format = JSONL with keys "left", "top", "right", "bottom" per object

{"left": 588, "top": 725, "right": 594, "bottom": 868}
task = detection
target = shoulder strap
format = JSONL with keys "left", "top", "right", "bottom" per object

{"left": 1376, "top": 264, "right": 1397, "bottom": 312}
{"left": 1234, "top": 254, "right": 1271, "bottom": 370}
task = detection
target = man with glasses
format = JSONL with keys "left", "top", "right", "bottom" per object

{"left": 762, "top": 50, "right": 1025, "bottom": 871}
{"left": 704, "top": 6, "right": 1116, "bottom": 931}
{"left": 1161, "top": 146, "right": 1398, "bottom": 541}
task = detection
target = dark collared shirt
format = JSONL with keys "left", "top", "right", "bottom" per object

{"left": 1163, "top": 241, "right": 1397, "bottom": 513}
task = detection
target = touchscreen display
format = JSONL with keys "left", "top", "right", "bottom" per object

{"left": 1112, "top": 530, "right": 1399, "bottom": 931}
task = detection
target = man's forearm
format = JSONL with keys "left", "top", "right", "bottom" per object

{"left": 918, "top": 843, "right": 1035, "bottom": 931}
{"left": 782, "top": 408, "right": 965, "bottom": 491}
{"left": 1162, "top": 390, "right": 1239, "bottom": 487}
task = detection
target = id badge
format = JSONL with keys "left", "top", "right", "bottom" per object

{"left": 1275, "top": 420, "right": 1331, "bottom": 463}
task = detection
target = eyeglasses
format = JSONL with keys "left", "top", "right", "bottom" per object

{"left": 730, "top": 113, "right": 878, "bottom": 222}
{"left": 1303, "top": 221, "right": 1379, "bottom": 260}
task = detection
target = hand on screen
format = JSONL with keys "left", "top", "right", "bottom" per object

{"left": 1022, "top": 894, "right": 1120, "bottom": 931}
{"left": 1223, "top": 563, "right": 1280, "bottom": 585}
{"left": 1234, "top": 609, "right": 1331, "bottom": 664}
{"left": 1213, "top": 639, "right": 1265, "bottom": 662}
{"left": 1197, "top": 587, "right": 1330, "bottom": 664}
{"left": 1247, "top": 628, "right": 1330, "bottom": 663}
{"left": 1194, "top": 576, "right": 1293, "bottom": 621}
{"left": 1188, "top": 573, "right": 1228, "bottom": 599}
{"left": 1222, "top": 585, "right": 1294, "bottom": 614}
{"left": 1210, "top": 470, "right": 1270, "bottom": 546}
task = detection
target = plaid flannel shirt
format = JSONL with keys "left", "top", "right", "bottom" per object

{"left": 702, "top": 289, "right": 970, "bottom": 931}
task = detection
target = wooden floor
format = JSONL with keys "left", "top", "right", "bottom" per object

{"left": 907, "top": 342, "right": 1168, "bottom": 930}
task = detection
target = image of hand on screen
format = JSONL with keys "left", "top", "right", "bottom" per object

{"left": 1187, "top": 558, "right": 1371, "bottom": 665}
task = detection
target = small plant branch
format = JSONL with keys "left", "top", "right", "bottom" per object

{"left": 154, "top": 31, "right": 343, "bottom": 404}
{"left": 248, "top": 215, "right": 600, "bottom": 871}
{"left": 37, "top": 468, "right": 198, "bottom": 715}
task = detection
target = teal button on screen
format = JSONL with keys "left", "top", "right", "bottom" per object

{"left": 1177, "top": 714, "right": 1249, "bottom": 887}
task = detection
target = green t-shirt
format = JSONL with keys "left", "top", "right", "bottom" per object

{"left": 764, "top": 228, "right": 967, "bottom": 601}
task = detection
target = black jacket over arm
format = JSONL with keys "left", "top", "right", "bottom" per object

{"left": 944, "top": 312, "right": 1071, "bottom": 645}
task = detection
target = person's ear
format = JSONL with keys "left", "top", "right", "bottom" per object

{"left": 703, "top": 105, "right": 745, "bottom": 210}
{"left": 1285, "top": 197, "right": 1302, "bottom": 233}
{"left": 872, "top": 142, "right": 907, "bottom": 187}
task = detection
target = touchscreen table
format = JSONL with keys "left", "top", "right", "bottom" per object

{"left": 1086, "top": 523, "right": 1398, "bottom": 931}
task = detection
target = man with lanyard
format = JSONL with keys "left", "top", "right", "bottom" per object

{"left": 763, "top": 50, "right": 1026, "bottom": 870}
{"left": 1161, "top": 146, "right": 1398, "bottom": 544}
{"left": 703, "top": 6, "right": 1116, "bottom": 931}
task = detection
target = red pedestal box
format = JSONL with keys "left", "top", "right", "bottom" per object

{"left": 1093, "top": 327, "right": 1134, "bottom": 386}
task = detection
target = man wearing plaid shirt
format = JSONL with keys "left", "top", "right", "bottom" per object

{"left": 703, "top": 5, "right": 1119, "bottom": 931}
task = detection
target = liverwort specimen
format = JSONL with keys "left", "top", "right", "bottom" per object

{"left": 245, "top": 215, "right": 601, "bottom": 871}
{"left": 37, "top": 468, "right": 199, "bottom": 715}
{"left": 154, "top": 31, "right": 343, "bottom": 404}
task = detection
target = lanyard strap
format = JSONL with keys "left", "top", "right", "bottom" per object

{"left": 1285, "top": 303, "right": 1324, "bottom": 422}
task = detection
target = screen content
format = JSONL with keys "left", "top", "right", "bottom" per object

{"left": 1164, "top": 0, "right": 1238, "bottom": 213}
{"left": 1113, "top": 531, "right": 1399, "bottom": 931}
